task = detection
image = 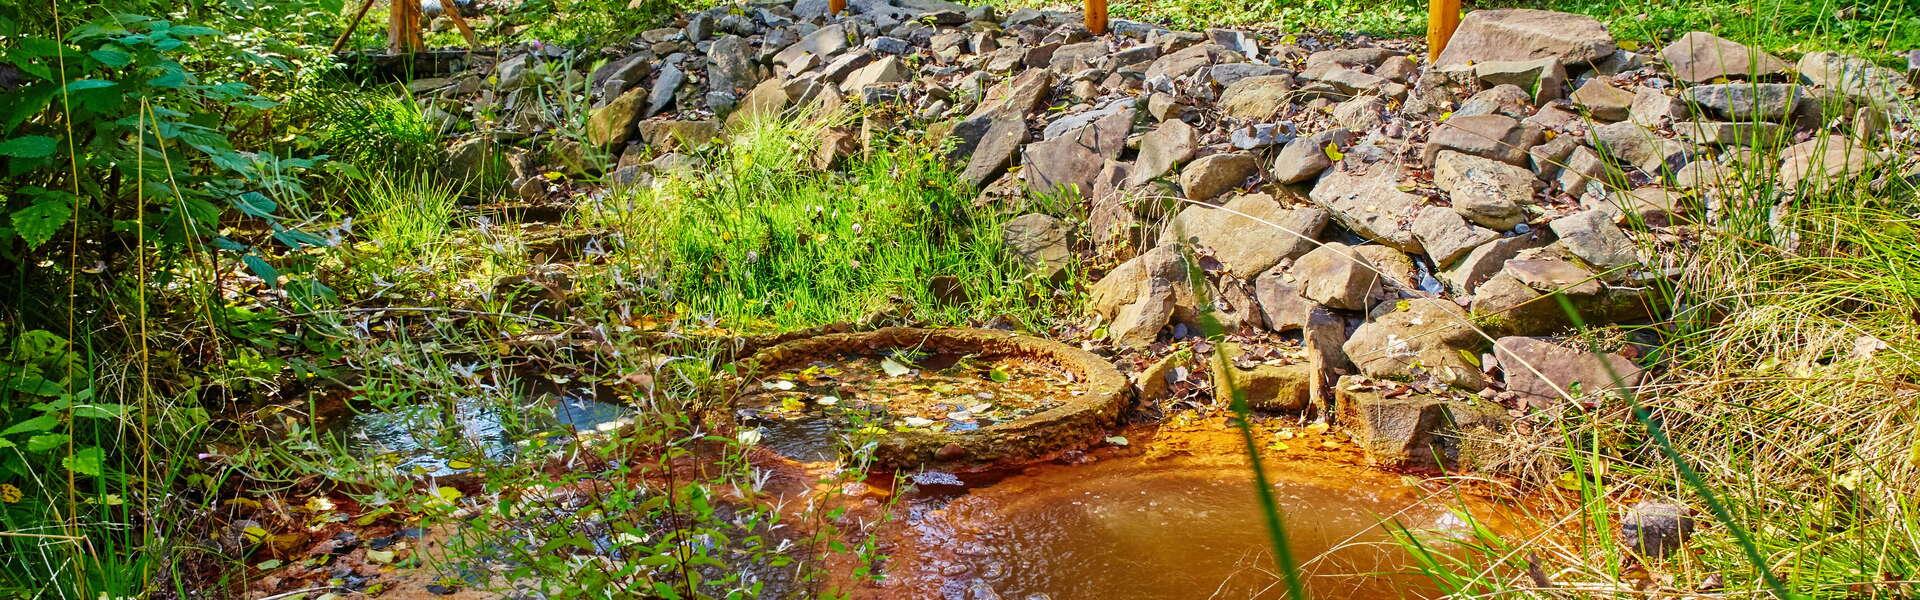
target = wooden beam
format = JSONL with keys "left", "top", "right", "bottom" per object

{"left": 1427, "top": 0, "right": 1461, "bottom": 62}
{"left": 332, "top": 0, "right": 377, "bottom": 54}
{"left": 442, "top": 1, "right": 481, "bottom": 50}
{"left": 1085, "top": 0, "right": 1107, "bottom": 35}
{"left": 389, "top": 0, "right": 425, "bottom": 54}
{"left": 828, "top": 0, "right": 844, "bottom": 15}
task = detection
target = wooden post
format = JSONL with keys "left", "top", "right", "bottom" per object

{"left": 332, "top": 0, "right": 377, "bottom": 54}
{"left": 1085, "top": 0, "right": 1107, "bottom": 35}
{"left": 389, "top": 0, "right": 426, "bottom": 54}
{"left": 828, "top": 0, "right": 844, "bottom": 15}
{"left": 1427, "top": 0, "right": 1460, "bottom": 62}
{"left": 442, "top": 1, "right": 481, "bottom": 50}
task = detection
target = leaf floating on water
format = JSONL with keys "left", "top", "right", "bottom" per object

{"left": 1105, "top": 436, "right": 1129, "bottom": 447}
{"left": 946, "top": 411, "right": 972, "bottom": 421}
{"left": 902, "top": 416, "right": 934, "bottom": 428}
{"left": 966, "top": 402, "right": 993, "bottom": 414}
{"left": 779, "top": 397, "right": 806, "bottom": 412}
{"left": 880, "top": 357, "right": 913, "bottom": 378}
{"left": 816, "top": 395, "right": 840, "bottom": 406}
{"left": 366, "top": 549, "right": 396, "bottom": 564}
{"left": 762, "top": 379, "right": 797, "bottom": 391}
{"left": 1305, "top": 422, "right": 1330, "bottom": 434}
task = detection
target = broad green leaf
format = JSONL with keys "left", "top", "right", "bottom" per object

{"left": 63, "top": 446, "right": 104, "bottom": 477}
{"left": 242, "top": 254, "right": 279, "bottom": 288}
{"left": 62, "top": 79, "right": 116, "bottom": 93}
{"left": 72, "top": 404, "right": 125, "bottom": 419}
{"left": 26, "top": 433, "right": 68, "bottom": 452}
{"left": 233, "top": 191, "right": 275, "bottom": 218}
{"left": 87, "top": 48, "right": 131, "bottom": 68}
{"left": 0, "top": 135, "right": 58, "bottom": 158}
{"left": 13, "top": 198, "right": 73, "bottom": 248}
{"left": 1, "top": 414, "right": 59, "bottom": 437}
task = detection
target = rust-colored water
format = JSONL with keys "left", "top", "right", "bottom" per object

{"left": 861, "top": 425, "right": 1508, "bottom": 600}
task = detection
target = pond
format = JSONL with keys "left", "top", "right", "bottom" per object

{"left": 326, "top": 389, "right": 631, "bottom": 476}
{"left": 868, "top": 430, "right": 1501, "bottom": 600}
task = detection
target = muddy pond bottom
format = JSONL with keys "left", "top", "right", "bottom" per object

{"left": 881, "top": 453, "right": 1483, "bottom": 599}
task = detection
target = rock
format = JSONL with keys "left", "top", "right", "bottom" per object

{"left": 586, "top": 85, "right": 648, "bottom": 147}
{"left": 1493, "top": 336, "right": 1643, "bottom": 405}
{"left": 1595, "top": 187, "right": 1687, "bottom": 227}
{"left": 1552, "top": 145, "right": 1611, "bottom": 198}
{"left": 1089, "top": 246, "right": 1191, "bottom": 348}
{"left": 1424, "top": 114, "right": 1541, "bottom": 167}
{"left": 1331, "top": 96, "right": 1385, "bottom": 132}
{"left": 1002, "top": 213, "right": 1073, "bottom": 280}
{"left": 774, "top": 23, "right": 852, "bottom": 68}
{"left": 1629, "top": 86, "right": 1689, "bottom": 127}
{"left": 1343, "top": 298, "right": 1487, "bottom": 390}
{"left": 841, "top": 55, "right": 908, "bottom": 90}
{"left": 1219, "top": 75, "right": 1295, "bottom": 120}
{"left": 1252, "top": 269, "right": 1318, "bottom": 332}
{"left": 1590, "top": 121, "right": 1692, "bottom": 176}
{"left": 971, "top": 69, "right": 1055, "bottom": 118}
{"left": 1470, "top": 256, "right": 1652, "bottom": 336}
{"left": 1473, "top": 59, "right": 1567, "bottom": 102}
{"left": 1799, "top": 51, "right": 1910, "bottom": 107}
{"left": 813, "top": 127, "right": 858, "bottom": 170}
{"left": 1209, "top": 62, "right": 1284, "bottom": 87}
{"left": 647, "top": 62, "right": 685, "bottom": 117}
{"left": 1159, "top": 193, "right": 1328, "bottom": 277}
{"left": 1455, "top": 84, "right": 1534, "bottom": 119}
{"left": 1022, "top": 109, "right": 1133, "bottom": 197}
{"left": 1302, "top": 48, "right": 1404, "bottom": 78}
{"left": 950, "top": 111, "right": 1028, "bottom": 188}
{"left": 1229, "top": 122, "right": 1295, "bottom": 150}
{"left": 1777, "top": 134, "right": 1878, "bottom": 191}
{"left": 724, "top": 78, "right": 790, "bottom": 130}
{"left": 1433, "top": 150, "right": 1535, "bottom": 231}
{"left": 1145, "top": 43, "right": 1243, "bottom": 81}
{"left": 1336, "top": 380, "right": 1507, "bottom": 469}
{"left": 1433, "top": 9, "right": 1615, "bottom": 68}
{"left": 1311, "top": 67, "right": 1389, "bottom": 96}
{"left": 1680, "top": 83, "right": 1801, "bottom": 122}
{"left": 1131, "top": 119, "right": 1199, "bottom": 184}
{"left": 1310, "top": 160, "right": 1426, "bottom": 252}
{"left": 1569, "top": 78, "right": 1634, "bottom": 121}
{"left": 443, "top": 137, "right": 497, "bottom": 182}
{"left": 1041, "top": 97, "right": 1134, "bottom": 140}
{"left": 707, "top": 35, "right": 758, "bottom": 94}
{"left": 1440, "top": 229, "right": 1553, "bottom": 293}
{"left": 649, "top": 152, "right": 704, "bottom": 177}
{"left": 1413, "top": 206, "right": 1499, "bottom": 266}
{"left": 591, "top": 53, "right": 652, "bottom": 96}
{"left": 1179, "top": 152, "right": 1260, "bottom": 203}
{"left": 1549, "top": 210, "right": 1639, "bottom": 270}
{"left": 1287, "top": 242, "right": 1391, "bottom": 311}
{"left": 1620, "top": 500, "right": 1695, "bottom": 559}
{"left": 1270, "top": 128, "right": 1351, "bottom": 184}
{"left": 1658, "top": 31, "right": 1788, "bottom": 83}
{"left": 639, "top": 119, "right": 720, "bottom": 149}
{"left": 1211, "top": 344, "right": 1314, "bottom": 412}
{"left": 1673, "top": 120, "right": 1783, "bottom": 147}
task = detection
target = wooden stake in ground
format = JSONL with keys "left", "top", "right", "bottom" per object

{"left": 441, "top": 1, "right": 481, "bottom": 50}
{"left": 1427, "top": 0, "right": 1460, "bottom": 62}
{"left": 333, "top": 0, "right": 377, "bottom": 53}
{"left": 1085, "top": 0, "right": 1107, "bottom": 35}
{"left": 389, "top": 0, "right": 426, "bottom": 54}
{"left": 828, "top": 0, "right": 845, "bottom": 15}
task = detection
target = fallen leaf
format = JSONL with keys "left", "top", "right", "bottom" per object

{"left": 880, "top": 357, "right": 913, "bottom": 377}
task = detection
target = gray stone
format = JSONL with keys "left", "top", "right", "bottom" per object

{"left": 1549, "top": 210, "right": 1639, "bottom": 270}
{"left": 1252, "top": 268, "right": 1317, "bottom": 332}
{"left": 1343, "top": 298, "right": 1487, "bottom": 390}
{"left": 1302, "top": 48, "right": 1404, "bottom": 78}
{"left": 1219, "top": 75, "right": 1296, "bottom": 121}
{"left": 1680, "top": 83, "right": 1802, "bottom": 122}
{"left": 1552, "top": 145, "right": 1611, "bottom": 198}
{"left": 1041, "top": 97, "right": 1134, "bottom": 141}
{"left": 1620, "top": 500, "right": 1695, "bottom": 559}
{"left": 1659, "top": 31, "right": 1788, "bottom": 83}
{"left": 1089, "top": 246, "right": 1191, "bottom": 348}
{"left": 1288, "top": 242, "right": 1387, "bottom": 311}
{"left": 1570, "top": 78, "right": 1634, "bottom": 121}
{"left": 1332, "top": 96, "right": 1385, "bottom": 132}
{"left": 724, "top": 78, "right": 790, "bottom": 130}
{"left": 707, "top": 35, "right": 758, "bottom": 94}
{"left": 1590, "top": 121, "right": 1692, "bottom": 175}
{"left": 1270, "top": 128, "right": 1351, "bottom": 184}
{"left": 1629, "top": 86, "right": 1689, "bottom": 127}
{"left": 1308, "top": 160, "right": 1425, "bottom": 252}
{"left": 1494, "top": 336, "right": 1643, "bottom": 404}
{"left": 1777, "top": 134, "right": 1879, "bottom": 191}
{"left": 1473, "top": 58, "right": 1567, "bottom": 102}
{"left": 1455, "top": 84, "right": 1533, "bottom": 119}
{"left": 1674, "top": 120, "right": 1784, "bottom": 147}
{"left": 586, "top": 85, "right": 648, "bottom": 147}
{"left": 1434, "top": 150, "right": 1535, "bottom": 230}
{"left": 1440, "top": 229, "right": 1552, "bottom": 293}
{"left": 1145, "top": 43, "right": 1242, "bottom": 81}
{"left": 1229, "top": 122, "right": 1296, "bottom": 150}
{"left": 1209, "top": 62, "right": 1285, "bottom": 87}
{"left": 1003, "top": 213, "right": 1073, "bottom": 279}
{"left": 1433, "top": 9, "right": 1615, "bottom": 68}
{"left": 1159, "top": 193, "right": 1328, "bottom": 278}
{"left": 949, "top": 111, "right": 1028, "bottom": 188}
{"left": 1424, "top": 114, "right": 1541, "bottom": 166}
{"left": 1132, "top": 119, "right": 1199, "bottom": 184}
{"left": 1413, "top": 206, "right": 1499, "bottom": 266}
{"left": 1179, "top": 152, "right": 1261, "bottom": 203}
{"left": 774, "top": 23, "right": 852, "bottom": 69}
{"left": 841, "top": 55, "right": 908, "bottom": 91}
{"left": 1799, "top": 51, "right": 1910, "bottom": 107}
{"left": 647, "top": 62, "right": 685, "bottom": 116}
{"left": 1312, "top": 67, "right": 1388, "bottom": 95}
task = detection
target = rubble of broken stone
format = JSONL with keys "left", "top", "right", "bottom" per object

{"left": 407, "top": 0, "right": 1918, "bottom": 471}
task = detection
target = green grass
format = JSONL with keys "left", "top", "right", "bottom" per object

{"left": 993, "top": 0, "right": 1917, "bottom": 60}
{"left": 577, "top": 113, "right": 1080, "bottom": 333}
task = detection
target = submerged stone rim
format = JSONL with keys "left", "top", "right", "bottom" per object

{"left": 733, "top": 327, "right": 1131, "bottom": 471}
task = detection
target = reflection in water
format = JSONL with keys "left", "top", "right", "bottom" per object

{"left": 888, "top": 456, "right": 1478, "bottom": 600}
{"left": 337, "top": 392, "right": 630, "bottom": 476}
